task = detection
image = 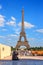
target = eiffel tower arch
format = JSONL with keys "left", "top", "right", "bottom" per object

{"left": 15, "top": 8, "right": 30, "bottom": 49}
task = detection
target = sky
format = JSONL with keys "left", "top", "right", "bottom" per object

{"left": 0, "top": 0, "right": 43, "bottom": 47}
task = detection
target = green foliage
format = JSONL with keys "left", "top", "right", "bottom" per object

{"left": 11, "top": 46, "right": 43, "bottom": 51}
{"left": 29, "top": 47, "right": 43, "bottom": 51}
{"left": 11, "top": 46, "right": 16, "bottom": 51}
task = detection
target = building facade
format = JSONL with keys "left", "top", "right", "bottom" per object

{"left": 0, "top": 43, "right": 11, "bottom": 60}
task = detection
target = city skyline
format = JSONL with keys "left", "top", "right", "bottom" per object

{"left": 0, "top": 0, "right": 43, "bottom": 47}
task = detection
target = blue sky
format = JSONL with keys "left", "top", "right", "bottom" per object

{"left": 0, "top": 0, "right": 43, "bottom": 47}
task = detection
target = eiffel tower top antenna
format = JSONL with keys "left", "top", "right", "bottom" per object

{"left": 22, "top": 8, "right": 24, "bottom": 32}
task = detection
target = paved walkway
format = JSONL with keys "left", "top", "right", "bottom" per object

{"left": 2, "top": 55, "right": 12, "bottom": 60}
{"left": 18, "top": 55, "right": 43, "bottom": 60}
{"left": 1, "top": 55, "right": 43, "bottom": 60}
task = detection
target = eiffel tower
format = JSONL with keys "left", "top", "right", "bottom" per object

{"left": 16, "top": 8, "right": 30, "bottom": 49}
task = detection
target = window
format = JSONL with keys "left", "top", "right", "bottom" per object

{"left": 2, "top": 47, "right": 4, "bottom": 51}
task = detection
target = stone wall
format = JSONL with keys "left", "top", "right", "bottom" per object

{"left": 0, "top": 43, "right": 11, "bottom": 59}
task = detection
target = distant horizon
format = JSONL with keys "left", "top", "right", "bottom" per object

{"left": 0, "top": 0, "right": 43, "bottom": 47}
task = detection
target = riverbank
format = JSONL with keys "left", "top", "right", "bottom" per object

{"left": 1, "top": 55, "right": 43, "bottom": 60}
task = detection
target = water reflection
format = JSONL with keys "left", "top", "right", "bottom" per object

{"left": 12, "top": 60, "right": 28, "bottom": 65}
{"left": 12, "top": 61, "right": 20, "bottom": 65}
{"left": 0, "top": 61, "right": 12, "bottom": 65}
{"left": 12, "top": 60, "right": 43, "bottom": 65}
{"left": 0, "top": 60, "right": 43, "bottom": 65}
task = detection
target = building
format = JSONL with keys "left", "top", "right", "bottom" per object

{"left": 0, "top": 43, "right": 11, "bottom": 60}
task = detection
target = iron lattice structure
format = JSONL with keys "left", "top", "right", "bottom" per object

{"left": 16, "top": 9, "right": 30, "bottom": 49}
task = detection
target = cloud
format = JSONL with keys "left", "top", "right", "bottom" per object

{"left": 0, "top": 5, "right": 2, "bottom": 9}
{"left": 0, "top": 15, "right": 5, "bottom": 27}
{"left": 3, "top": 34, "right": 18, "bottom": 42}
{"left": 11, "top": 16, "right": 16, "bottom": 21}
{"left": 18, "top": 21, "right": 35, "bottom": 29}
{"left": 2, "top": 29, "right": 7, "bottom": 31}
{"left": 0, "top": 36, "right": 4, "bottom": 38}
{"left": 9, "top": 34, "right": 17, "bottom": 37}
{"left": 36, "top": 29, "right": 43, "bottom": 33}
{"left": 5, "top": 34, "right": 18, "bottom": 43}
{"left": 15, "top": 31, "right": 20, "bottom": 35}
{"left": 6, "top": 16, "right": 16, "bottom": 26}
{"left": 14, "top": 28, "right": 20, "bottom": 35}
{"left": 28, "top": 38, "right": 35, "bottom": 41}
{"left": 26, "top": 37, "right": 36, "bottom": 41}
{"left": 6, "top": 21, "right": 16, "bottom": 26}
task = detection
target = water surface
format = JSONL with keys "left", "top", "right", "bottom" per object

{"left": 0, "top": 59, "right": 43, "bottom": 65}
